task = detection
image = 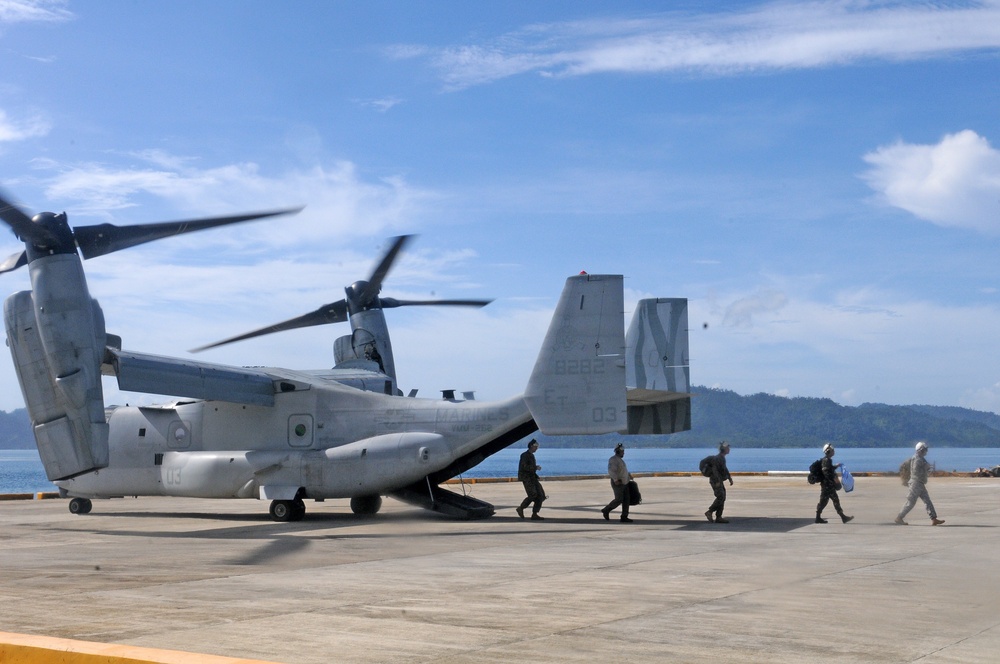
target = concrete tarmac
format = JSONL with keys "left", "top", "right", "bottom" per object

{"left": 1, "top": 475, "right": 999, "bottom": 663}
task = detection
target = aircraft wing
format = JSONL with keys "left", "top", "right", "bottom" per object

{"left": 102, "top": 348, "right": 276, "bottom": 406}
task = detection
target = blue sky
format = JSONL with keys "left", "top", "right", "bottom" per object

{"left": 1, "top": 1, "right": 1000, "bottom": 414}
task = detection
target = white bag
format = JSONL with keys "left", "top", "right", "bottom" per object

{"left": 841, "top": 465, "right": 855, "bottom": 493}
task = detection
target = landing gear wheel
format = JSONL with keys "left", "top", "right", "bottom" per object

{"left": 68, "top": 498, "right": 92, "bottom": 515}
{"left": 270, "top": 500, "right": 294, "bottom": 522}
{"left": 350, "top": 495, "right": 382, "bottom": 516}
{"left": 270, "top": 499, "right": 306, "bottom": 522}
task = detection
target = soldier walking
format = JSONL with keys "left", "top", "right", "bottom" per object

{"left": 815, "top": 443, "right": 853, "bottom": 524}
{"left": 516, "top": 439, "right": 545, "bottom": 520}
{"left": 705, "top": 441, "right": 733, "bottom": 523}
{"left": 601, "top": 443, "right": 634, "bottom": 523}
{"left": 896, "top": 441, "right": 945, "bottom": 526}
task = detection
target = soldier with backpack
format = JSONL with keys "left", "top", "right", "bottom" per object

{"left": 703, "top": 441, "right": 733, "bottom": 523}
{"left": 815, "top": 443, "right": 853, "bottom": 524}
{"left": 896, "top": 441, "right": 945, "bottom": 526}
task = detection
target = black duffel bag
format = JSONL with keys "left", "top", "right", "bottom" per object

{"left": 627, "top": 479, "right": 642, "bottom": 506}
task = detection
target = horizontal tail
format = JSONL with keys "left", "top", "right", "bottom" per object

{"left": 525, "top": 274, "right": 627, "bottom": 435}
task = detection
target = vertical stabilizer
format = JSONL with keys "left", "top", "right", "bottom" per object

{"left": 525, "top": 274, "right": 627, "bottom": 434}
{"left": 627, "top": 298, "right": 689, "bottom": 393}
{"left": 624, "top": 298, "right": 691, "bottom": 434}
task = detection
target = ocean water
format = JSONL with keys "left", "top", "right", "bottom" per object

{"left": 0, "top": 450, "right": 56, "bottom": 493}
{"left": 3, "top": 447, "right": 999, "bottom": 494}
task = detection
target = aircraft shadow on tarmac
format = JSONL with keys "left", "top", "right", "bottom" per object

{"left": 61, "top": 504, "right": 816, "bottom": 538}
{"left": 55, "top": 503, "right": 990, "bottom": 554}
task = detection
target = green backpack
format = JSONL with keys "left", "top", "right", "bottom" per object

{"left": 899, "top": 459, "right": 911, "bottom": 485}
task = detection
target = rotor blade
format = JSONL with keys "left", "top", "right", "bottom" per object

{"left": 0, "top": 250, "right": 27, "bottom": 275}
{"left": 73, "top": 206, "right": 304, "bottom": 260}
{"left": 379, "top": 297, "right": 493, "bottom": 309}
{"left": 190, "top": 299, "right": 349, "bottom": 352}
{"left": 357, "top": 235, "right": 413, "bottom": 305}
{"left": 0, "top": 189, "right": 57, "bottom": 245}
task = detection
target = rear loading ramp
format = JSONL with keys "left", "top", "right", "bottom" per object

{"left": 390, "top": 482, "right": 496, "bottom": 520}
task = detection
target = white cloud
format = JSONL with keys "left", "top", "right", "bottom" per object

{"left": 0, "top": 108, "right": 50, "bottom": 142}
{"left": 356, "top": 97, "right": 404, "bottom": 113}
{"left": 402, "top": 1, "right": 1000, "bottom": 89}
{"left": 721, "top": 288, "right": 789, "bottom": 327}
{"left": 26, "top": 154, "right": 436, "bottom": 251}
{"left": 695, "top": 283, "right": 1000, "bottom": 409}
{"left": 861, "top": 130, "right": 1000, "bottom": 233}
{"left": 0, "top": 0, "right": 72, "bottom": 24}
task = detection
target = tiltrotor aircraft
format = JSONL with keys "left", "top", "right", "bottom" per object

{"left": 1, "top": 187, "right": 692, "bottom": 521}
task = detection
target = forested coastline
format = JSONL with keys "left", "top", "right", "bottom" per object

{"left": 540, "top": 386, "right": 1000, "bottom": 449}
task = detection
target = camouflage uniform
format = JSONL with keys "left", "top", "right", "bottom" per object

{"left": 898, "top": 455, "right": 938, "bottom": 521}
{"left": 707, "top": 452, "right": 732, "bottom": 519}
{"left": 816, "top": 456, "right": 849, "bottom": 522}
{"left": 518, "top": 449, "right": 545, "bottom": 516}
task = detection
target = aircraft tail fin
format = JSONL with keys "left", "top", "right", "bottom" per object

{"left": 624, "top": 298, "right": 692, "bottom": 434}
{"left": 525, "top": 274, "right": 627, "bottom": 435}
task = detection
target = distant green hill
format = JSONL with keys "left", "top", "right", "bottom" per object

{"left": 2, "top": 387, "right": 999, "bottom": 450}
{"left": 0, "top": 409, "right": 33, "bottom": 449}
{"left": 537, "top": 386, "right": 1000, "bottom": 449}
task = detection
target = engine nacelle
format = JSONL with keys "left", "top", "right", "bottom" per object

{"left": 4, "top": 253, "right": 110, "bottom": 480}
{"left": 246, "top": 432, "right": 447, "bottom": 499}
{"left": 311, "top": 432, "right": 445, "bottom": 495}
{"left": 150, "top": 433, "right": 448, "bottom": 500}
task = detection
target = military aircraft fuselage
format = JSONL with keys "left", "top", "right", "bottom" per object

{"left": 57, "top": 379, "right": 530, "bottom": 502}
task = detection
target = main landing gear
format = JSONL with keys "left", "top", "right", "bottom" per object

{"left": 269, "top": 498, "right": 306, "bottom": 522}
{"left": 350, "top": 495, "right": 382, "bottom": 516}
{"left": 68, "top": 497, "right": 93, "bottom": 515}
